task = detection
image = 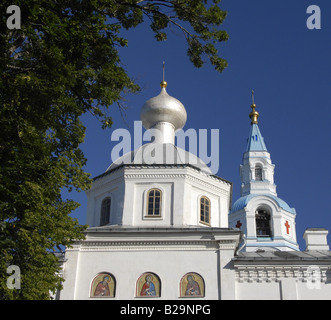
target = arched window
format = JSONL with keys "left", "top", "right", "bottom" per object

{"left": 200, "top": 196, "right": 210, "bottom": 225}
{"left": 255, "top": 209, "right": 272, "bottom": 237}
{"left": 90, "top": 272, "right": 116, "bottom": 298}
{"left": 255, "top": 165, "right": 263, "bottom": 181}
{"left": 100, "top": 197, "right": 111, "bottom": 226}
{"left": 146, "top": 189, "right": 162, "bottom": 217}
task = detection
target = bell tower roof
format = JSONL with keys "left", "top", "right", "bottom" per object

{"left": 246, "top": 123, "right": 267, "bottom": 152}
{"left": 246, "top": 92, "right": 267, "bottom": 152}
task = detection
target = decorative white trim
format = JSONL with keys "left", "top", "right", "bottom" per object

{"left": 186, "top": 175, "right": 229, "bottom": 195}
{"left": 91, "top": 175, "right": 124, "bottom": 193}
{"left": 235, "top": 266, "right": 331, "bottom": 283}
{"left": 125, "top": 173, "right": 186, "bottom": 180}
{"left": 124, "top": 172, "right": 229, "bottom": 196}
{"left": 67, "top": 239, "right": 238, "bottom": 252}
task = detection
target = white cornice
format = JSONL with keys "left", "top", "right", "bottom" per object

{"left": 124, "top": 171, "right": 230, "bottom": 194}
{"left": 66, "top": 238, "right": 238, "bottom": 252}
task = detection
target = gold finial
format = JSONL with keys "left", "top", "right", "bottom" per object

{"left": 249, "top": 90, "right": 259, "bottom": 124}
{"left": 160, "top": 61, "right": 167, "bottom": 88}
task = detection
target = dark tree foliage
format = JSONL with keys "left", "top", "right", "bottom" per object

{"left": 0, "top": 0, "right": 228, "bottom": 299}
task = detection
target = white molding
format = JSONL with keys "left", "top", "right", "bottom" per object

{"left": 67, "top": 239, "right": 238, "bottom": 252}
{"left": 235, "top": 265, "right": 331, "bottom": 283}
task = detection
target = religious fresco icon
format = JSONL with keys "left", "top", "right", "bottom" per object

{"left": 136, "top": 272, "right": 161, "bottom": 297}
{"left": 180, "top": 272, "right": 205, "bottom": 297}
{"left": 90, "top": 273, "right": 115, "bottom": 298}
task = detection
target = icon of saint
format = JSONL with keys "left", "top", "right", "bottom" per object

{"left": 94, "top": 275, "right": 111, "bottom": 296}
{"left": 185, "top": 275, "right": 201, "bottom": 296}
{"left": 140, "top": 274, "right": 156, "bottom": 296}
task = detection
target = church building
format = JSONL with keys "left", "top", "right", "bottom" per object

{"left": 59, "top": 79, "right": 331, "bottom": 300}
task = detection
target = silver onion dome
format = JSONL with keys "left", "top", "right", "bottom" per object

{"left": 140, "top": 81, "right": 187, "bottom": 131}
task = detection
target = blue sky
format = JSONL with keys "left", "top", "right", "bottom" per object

{"left": 67, "top": 0, "right": 331, "bottom": 250}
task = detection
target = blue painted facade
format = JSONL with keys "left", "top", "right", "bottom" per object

{"left": 230, "top": 194, "right": 296, "bottom": 215}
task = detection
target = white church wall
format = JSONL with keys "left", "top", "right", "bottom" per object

{"left": 85, "top": 168, "right": 125, "bottom": 227}
{"left": 234, "top": 262, "right": 331, "bottom": 300}
{"left": 235, "top": 277, "right": 331, "bottom": 300}
{"left": 59, "top": 228, "right": 242, "bottom": 300}
{"left": 235, "top": 281, "right": 281, "bottom": 300}
{"left": 92, "top": 166, "right": 232, "bottom": 228}
{"left": 189, "top": 175, "right": 229, "bottom": 228}
{"left": 188, "top": 187, "right": 219, "bottom": 227}
{"left": 60, "top": 246, "right": 80, "bottom": 300}
{"left": 280, "top": 212, "right": 297, "bottom": 242}
{"left": 296, "top": 281, "right": 331, "bottom": 300}
{"left": 63, "top": 246, "right": 222, "bottom": 300}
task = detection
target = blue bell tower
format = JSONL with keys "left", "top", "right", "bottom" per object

{"left": 229, "top": 92, "right": 299, "bottom": 252}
